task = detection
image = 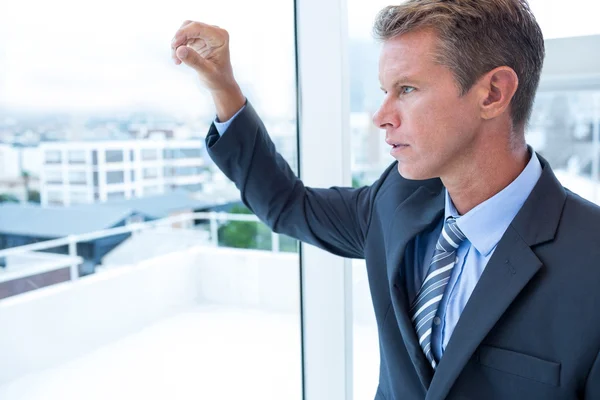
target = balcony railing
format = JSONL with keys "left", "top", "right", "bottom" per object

{"left": 0, "top": 211, "right": 283, "bottom": 284}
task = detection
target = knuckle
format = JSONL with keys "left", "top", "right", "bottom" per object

{"left": 219, "top": 28, "right": 230, "bottom": 41}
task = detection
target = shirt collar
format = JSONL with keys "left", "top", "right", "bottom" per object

{"left": 444, "top": 150, "right": 543, "bottom": 256}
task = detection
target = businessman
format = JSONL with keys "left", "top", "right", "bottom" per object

{"left": 171, "top": 0, "right": 600, "bottom": 398}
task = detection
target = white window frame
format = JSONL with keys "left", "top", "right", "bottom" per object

{"left": 296, "top": 0, "right": 354, "bottom": 399}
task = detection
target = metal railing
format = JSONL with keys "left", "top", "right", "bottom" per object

{"left": 0, "top": 211, "right": 283, "bottom": 282}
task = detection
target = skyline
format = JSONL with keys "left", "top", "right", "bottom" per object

{"left": 1, "top": 0, "right": 599, "bottom": 116}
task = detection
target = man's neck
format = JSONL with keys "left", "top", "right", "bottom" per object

{"left": 443, "top": 143, "right": 530, "bottom": 216}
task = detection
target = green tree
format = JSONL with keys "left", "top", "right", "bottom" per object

{"left": 218, "top": 205, "right": 263, "bottom": 249}
{"left": 218, "top": 204, "right": 298, "bottom": 252}
{"left": 0, "top": 193, "right": 19, "bottom": 203}
{"left": 28, "top": 190, "right": 41, "bottom": 203}
{"left": 21, "top": 170, "right": 31, "bottom": 202}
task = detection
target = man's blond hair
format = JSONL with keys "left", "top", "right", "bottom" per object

{"left": 374, "top": 0, "right": 545, "bottom": 129}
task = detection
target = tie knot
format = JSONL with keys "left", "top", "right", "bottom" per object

{"left": 441, "top": 217, "right": 467, "bottom": 250}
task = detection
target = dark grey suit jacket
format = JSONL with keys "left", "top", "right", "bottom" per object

{"left": 206, "top": 101, "right": 600, "bottom": 399}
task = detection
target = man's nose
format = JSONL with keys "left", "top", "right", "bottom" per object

{"left": 372, "top": 101, "right": 398, "bottom": 130}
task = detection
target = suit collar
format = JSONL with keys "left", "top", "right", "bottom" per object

{"left": 509, "top": 153, "right": 566, "bottom": 246}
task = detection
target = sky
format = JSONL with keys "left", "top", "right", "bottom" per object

{"left": 1, "top": 0, "right": 599, "bottom": 117}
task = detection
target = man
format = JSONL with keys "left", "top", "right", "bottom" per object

{"left": 171, "top": 0, "right": 600, "bottom": 398}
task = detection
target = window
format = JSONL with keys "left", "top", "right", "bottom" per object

{"left": 68, "top": 150, "right": 86, "bottom": 164}
{"left": 528, "top": 0, "right": 600, "bottom": 39}
{"left": 528, "top": 93, "right": 600, "bottom": 205}
{"left": 44, "top": 150, "right": 62, "bottom": 164}
{"left": 164, "top": 166, "right": 201, "bottom": 177}
{"left": 106, "top": 171, "right": 125, "bottom": 184}
{"left": 45, "top": 170, "right": 63, "bottom": 184}
{"left": 70, "top": 191, "right": 89, "bottom": 204}
{"left": 173, "top": 183, "right": 202, "bottom": 192}
{"left": 142, "top": 167, "right": 158, "bottom": 179}
{"left": 46, "top": 190, "right": 63, "bottom": 205}
{"left": 164, "top": 147, "right": 202, "bottom": 159}
{"left": 68, "top": 170, "right": 87, "bottom": 185}
{"left": 141, "top": 148, "right": 158, "bottom": 160}
{"left": 106, "top": 191, "right": 126, "bottom": 200}
{"left": 1, "top": 0, "right": 300, "bottom": 398}
{"left": 105, "top": 150, "right": 124, "bottom": 163}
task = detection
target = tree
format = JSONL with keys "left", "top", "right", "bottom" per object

{"left": 218, "top": 205, "right": 263, "bottom": 249}
{"left": 28, "top": 190, "right": 41, "bottom": 203}
{"left": 21, "top": 170, "right": 31, "bottom": 202}
{"left": 218, "top": 204, "right": 298, "bottom": 252}
{"left": 0, "top": 194, "right": 19, "bottom": 203}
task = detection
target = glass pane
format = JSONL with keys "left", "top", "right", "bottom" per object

{"left": 346, "top": 2, "right": 390, "bottom": 398}
{"left": 141, "top": 149, "right": 158, "bottom": 161}
{"left": 142, "top": 167, "right": 159, "bottom": 179}
{"left": 44, "top": 150, "right": 62, "bottom": 164}
{"left": 528, "top": 0, "right": 600, "bottom": 39}
{"left": 527, "top": 91, "right": 600, "bottom": 205}
{"left": 106, "top": 171, "right": 125, "bottom": 184}
{"left": 45, "top": 170, "right": 63, "bottom": 184}
{"left": 68, "top": 150, "right": 86, "bottom": 164}
{"left": 0, "top": 0, "right": 300, "bottom": 399}
{"left": 68, "top": 170, "right": 87, "bottom": 185}
{"left": 105, "top": 150, "right": 125, "bottom": 163}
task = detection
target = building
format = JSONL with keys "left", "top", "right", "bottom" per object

{"left": 39, "top": 139, "right": 210, "bottom": 207}
{"left": 0, "top": 143, "right": 43, "bottom": 202}
{"left": 0, "top": 202, "right": 149, "bottom": 275}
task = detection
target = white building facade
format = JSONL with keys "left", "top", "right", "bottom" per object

{"left": 39, "top": 140, "right": 208, "bottom": 206}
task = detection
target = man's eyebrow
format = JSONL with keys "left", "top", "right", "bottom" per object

{"left": 379, "top": 76, "right": 417, "bottom": 91}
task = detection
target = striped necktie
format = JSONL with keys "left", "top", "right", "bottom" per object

{"left": 409, "top": 216, "right": 466, "bottom": 370}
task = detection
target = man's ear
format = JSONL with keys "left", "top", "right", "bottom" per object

{"left": 478, "top": 67, "right": 519, "bottom": 121}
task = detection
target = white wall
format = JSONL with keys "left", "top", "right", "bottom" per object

{"left": 0, "top": 249, "right": 200, "bottom": 384}
{"left": 0, "top": 246, "right": 375, "bottom": 384}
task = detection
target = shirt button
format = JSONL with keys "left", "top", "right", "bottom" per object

{"left": 433, "top": 317, "right": 441, "bottom": 326}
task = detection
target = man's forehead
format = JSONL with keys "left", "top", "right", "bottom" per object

{"left": 380, "top": 29, "right": 439, "bottom": 62}
{"left": 378, "top": 30, "right": 440, "bottom": 82}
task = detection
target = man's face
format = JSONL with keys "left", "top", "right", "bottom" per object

{"left": 373, "top": 29, "right": 483, "bottom": 180}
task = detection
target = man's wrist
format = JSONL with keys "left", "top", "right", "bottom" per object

{"left": 211, "top": 83, "right": 246, "bottom": 122}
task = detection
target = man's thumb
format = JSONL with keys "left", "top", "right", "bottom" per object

{"left": 176, "top": 46, "right": 207, "bottom": 72}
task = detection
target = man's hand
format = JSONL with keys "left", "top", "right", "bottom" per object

{"left": 171, "top": 21, "right": 245, "bottom": 121}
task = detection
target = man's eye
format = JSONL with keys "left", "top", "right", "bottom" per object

{"left": 401, "top": 86, "right": 415, "bottom": 94}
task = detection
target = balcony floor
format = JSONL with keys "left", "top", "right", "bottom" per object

{"left": 0, "top": 304, "right": 379, "bottom": 400}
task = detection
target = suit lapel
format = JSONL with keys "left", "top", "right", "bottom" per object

{"left": 425, "top": 227, "right": 542, "bottom": 399}
{"left": 425, "top": 154, "right": 567, "bottom": 400}
{"left": 385, "top": 184, "right": 445, "bottom": 391}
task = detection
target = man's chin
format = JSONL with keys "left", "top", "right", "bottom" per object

{"left": 396, "top": 163, "right": 436, "bottom": 181}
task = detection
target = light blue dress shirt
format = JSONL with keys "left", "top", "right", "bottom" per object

{"left": 420, "top": 151, "right": 543, "bottom": 362}
{"left": 215, "top": 107, "right": 543, "bottom": 363}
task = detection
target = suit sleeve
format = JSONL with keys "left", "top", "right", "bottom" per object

{"left": 585, "top": 347, "right": 600, "bottom": 398}
{"left": 205, "top": 101, "right": 390, "bottom": 259}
